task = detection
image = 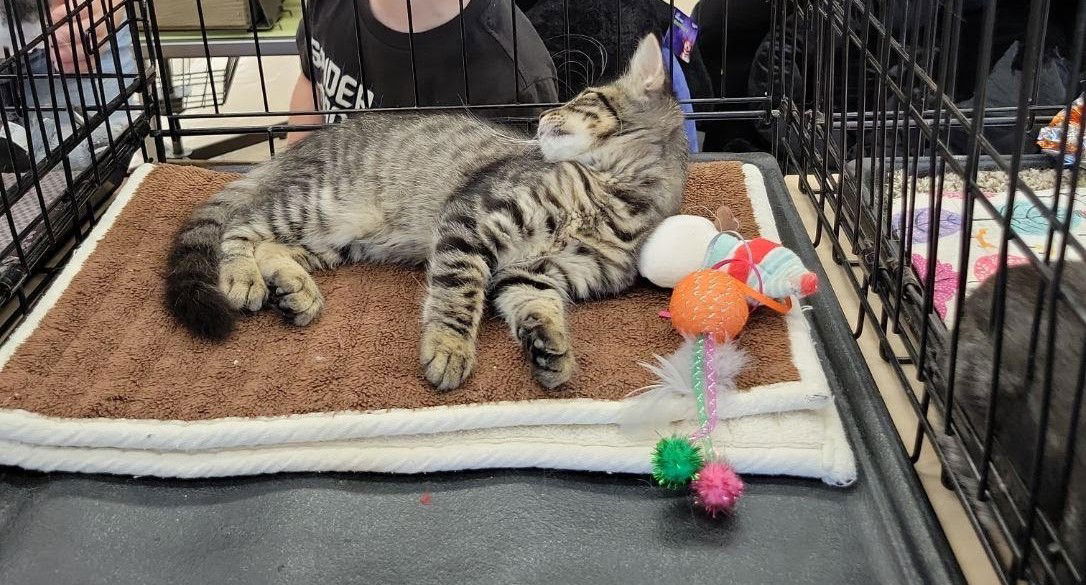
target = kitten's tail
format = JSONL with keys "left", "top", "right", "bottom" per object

{"left": 165, "top": 192, "right": 239, "bottom": 340}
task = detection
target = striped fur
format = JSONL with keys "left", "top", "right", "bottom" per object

{"left": 165, "top": 34, "right": 688, "bottom": 391}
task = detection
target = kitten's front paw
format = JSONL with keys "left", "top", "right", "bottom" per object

{"left": 420, "top": 325, "right": 476, "bottom": 391}
{"left": 519, "top": 318, "right": 574, "bottom": 389}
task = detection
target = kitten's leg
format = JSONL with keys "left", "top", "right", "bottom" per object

{"left": 219, "top": 225, "right": 269, "bottom": 312}
{"left": 490, "top": 244, "right": 637, "bottom": 388}
{"left": 420, "top": 234, "right": 493, "bottom": 391}
{"left": 254, "top": 242, "right": 328, "bottom": 326}
{"left": 490, "top": 267, "right": 572, "bottom": 389}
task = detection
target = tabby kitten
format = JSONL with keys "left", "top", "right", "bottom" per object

{"left": 166, "top": 34, "right": 689, "bottom": 391}
{"left": 945, "top": 262, "right": 1085, "bottom": 583}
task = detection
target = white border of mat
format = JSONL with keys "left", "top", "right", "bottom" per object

{"left": 0, "top": 163, "right": 855, "bottom": 484}
{"left": 0, "top": 406, "right": 856, "bottom": 485}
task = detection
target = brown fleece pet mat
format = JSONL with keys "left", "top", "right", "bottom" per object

{"left": 0, "top": 162, "right": 798, "bottom": 421}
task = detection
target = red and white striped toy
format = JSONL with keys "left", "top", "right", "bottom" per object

{"left": 704, "top": 233, "right": 819, "bottom": 300}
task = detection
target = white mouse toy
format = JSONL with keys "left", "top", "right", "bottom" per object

{"left": 638, "top": 206, "right": 819, "bottom": 298}
{"left": 637, "top": 214, "right": 720, "bottom": 288}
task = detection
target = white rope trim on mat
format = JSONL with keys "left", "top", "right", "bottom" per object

{"left": 0, "top": 437, "right": 829, "bottom": 480}
{"left": 783, "top": 295, "right": 834, "bottom": 410}
{"left": 0, "top": 163, "right": 155, "bottom": 370}
{"left": 0, "top": 377, "right": 830, "bottom": 451}
{"left": 739, "top": 163, "right": 856, "bottom": 487}
{"left": 0, "top": 407, "right": 857, "bottom": 486}
{"left": 739, "top": 162, "right": 838, "bottom": 436}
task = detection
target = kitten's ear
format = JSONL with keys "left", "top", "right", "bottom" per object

{"left": 625, "top": 34, "right": 666, "bottom": 93}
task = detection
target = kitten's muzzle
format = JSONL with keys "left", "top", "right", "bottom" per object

{"left": 536, "top": 117, "right": 568, "bottom": 138}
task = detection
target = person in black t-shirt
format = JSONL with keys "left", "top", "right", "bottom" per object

{"left": 288, "top": 0, "right": 559, "bottom": 143}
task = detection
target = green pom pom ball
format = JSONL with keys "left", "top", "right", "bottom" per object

{"left": 651, "top": 437, "right": 704, "bottom": 488}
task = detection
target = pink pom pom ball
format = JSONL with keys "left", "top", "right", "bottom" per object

{"left": 692, "top": 461, "right": 744, "bottom": 517}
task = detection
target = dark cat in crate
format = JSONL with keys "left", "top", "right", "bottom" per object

{"left": 945, "top": 261, "right": 1085, "bottom": 582}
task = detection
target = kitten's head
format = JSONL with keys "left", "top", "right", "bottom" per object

{"left": 536, "top": 34, "right": 684, "bottom": 163}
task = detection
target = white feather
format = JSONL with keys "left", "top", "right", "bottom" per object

{"left": 618, "top": 338, "right": 749, "bottom": 430}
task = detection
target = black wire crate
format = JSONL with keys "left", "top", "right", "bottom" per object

{"left": 3, "top": 0, "right": 1082, "bottom": 582}
{"left": 140, "top": 0, "right": 780, "bottom": 160}
{"left": 0, "top": 0, "right": 153, "bottom": 341}
{"left": 776, "top": 0, "right": 1086, "bottom": 583}
{"left": 139, "top": 0, "right": 1081, "bottom": 582}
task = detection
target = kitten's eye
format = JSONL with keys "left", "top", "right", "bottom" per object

{"left": 585, "top": 91, "right": 619, "bottom": 120}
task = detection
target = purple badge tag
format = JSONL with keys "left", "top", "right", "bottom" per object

{"left": 670, "top": 7, "right": 699, "bottom": 63}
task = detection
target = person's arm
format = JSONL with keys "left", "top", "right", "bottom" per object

{"left": 49, "top": 0, "right": 122, "bottom": 73}
{"left": 287, "top": 9, "right": 324, "bottom": 146}
{"left": 287, "top": 74, "right": 323, "bottom": 145}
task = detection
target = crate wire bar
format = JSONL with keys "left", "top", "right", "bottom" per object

{"left": 161, "top": 56, "right": 239, "bottom": 112}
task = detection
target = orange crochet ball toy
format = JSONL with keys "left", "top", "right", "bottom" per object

{"left": 669, "top": 268, "right": 792, "bottom": 342}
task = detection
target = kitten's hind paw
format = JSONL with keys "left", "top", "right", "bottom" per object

{"left": 271, "top": 284, "right": 324, "bottom": 326}
{"left": 519, "top": 319, "right": 574, "bottom": 389}
{"left": 420, "top": 325, "right": 476, "bottom": 391}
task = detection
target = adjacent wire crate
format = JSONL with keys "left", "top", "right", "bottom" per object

{"left": 160, "top": 55, "right": 239, "bottom": 111}
{"left": 0, "top": 0, "right": 152, "bottom": 342}
{"left": 777, "top": 0, "right": 1085, "bottom": 583}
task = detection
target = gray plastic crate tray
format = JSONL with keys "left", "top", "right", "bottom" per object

{"left": 0, "top": 153, "right": 965, "bottom": 585}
